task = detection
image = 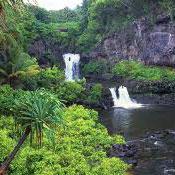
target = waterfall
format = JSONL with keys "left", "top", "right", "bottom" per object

{"left": 110, "top": 87, "right": 118, "bottom": 106}
{"left": 63, "top": 53, "right": 80, "bottom": 81}
{"left": 109, "top": 86, "right": 142, "bottom": 109}
{"left": 137, "top": 22, "right": 142, "bottom": 38}
{"left": 168, "top": 33, "right": 172, "bottom": 46}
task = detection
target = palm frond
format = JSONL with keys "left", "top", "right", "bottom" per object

{"left": 13, "top": 90, "right": 64, "bottom": 146}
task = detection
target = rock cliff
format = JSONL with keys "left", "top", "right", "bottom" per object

{"left": 90, "top": 14, "right": 175, "bottom": 67}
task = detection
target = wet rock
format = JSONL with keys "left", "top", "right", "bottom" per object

{"left": 109, "top": 130, "right": 175, "bottom": 174}
{"left": 127, "top": 159, "right": 138, "bottom": 166}
{"left": 109, "top": 144, "right": 138, "bottom": 165}
{"left": 156, "top": 14, "right": 171, "bottom": 24}
{"left": 28, "top": 38, "right": 65, "bottom": 66}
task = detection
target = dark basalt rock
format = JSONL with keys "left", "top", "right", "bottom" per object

{"left": 88, "top": 14, "right": 175, "bottom": 68}
{"left": 28, "top": 38, "right": 66, "bottom": 67}
{"left": 109, "top": 130, "right": 175, "bottom": 175}
{"left": 155, "top": 14, "right": 171, "bottom": 25}
{"left": 109, "top": 143, "right": 138, "bottom": 166}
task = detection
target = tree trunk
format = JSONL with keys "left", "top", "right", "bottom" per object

{"left": 0, "top": 126, "right": 31, "bottom": 175}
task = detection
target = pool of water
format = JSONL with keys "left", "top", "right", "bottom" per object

{"left": 99, "top": 105, "right": 175, "bottom": 140}
{"left": 100, "top": 105, "right": 175, "bottom": 175}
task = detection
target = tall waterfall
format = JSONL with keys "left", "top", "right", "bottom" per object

{"left": 109, "top": 86, "right": 142, "bottom": 109}
{"left": 63, "top": 53, "right": 80, "bottom": 81}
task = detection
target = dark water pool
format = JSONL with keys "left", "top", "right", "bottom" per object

{"left": 99, "top": 105, "right": 175, "bottom": 139}
{"left": 99, "top": 105, "right": 175, "bottom": 175}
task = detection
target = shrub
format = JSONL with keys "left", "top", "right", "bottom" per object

{"left": 0, "top": 85, "right": 29, "bottom": 116}
{"left": 37, "top": 67, "right": 64, "bottom": 88}
{"left": 92, "top": 157, "right": 129, "bottom": 175}
{"left": 55, "top": 81, "right": 85, "bottom": 103}
{"left": 0, "top": 85, "right": 14, "bottom": 115}
{"left": 0, "top": 105, "right": 128, "bottom": 175}
{"left": 0, "top": 117, "right": 15, "bottom": 163}
{"left": 20, "top": 66, "right": 64, "bottom": 90}
{"left": 77, "top": 32, "right": 100, "bottom": 53}
{"left": 112, "top": 60, "right": 175, "bottom": 81}
{"left": 0, "top": 129, "right": 15, "bottom": 163}
{"left": 83, "top": 59, "right": 108, "bottom": 75}
{"left": 87, "top": 83, "right": 103, "bottom": 104}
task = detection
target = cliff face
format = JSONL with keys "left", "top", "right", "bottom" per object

{"left": 90, "top": 14, "right": 175, "bottom": 67}
{"left": 28, "top": 38, "right": 66, "bottom": 67}
{"left": 28, "top": 14, "right": 175, "bottom": 68}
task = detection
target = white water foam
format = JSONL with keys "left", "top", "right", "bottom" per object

{"left": 109, "top": 86, "right": 143, "bottom": 109}
{"left": 63, "top": 53, "right": 80, "bottom": 81}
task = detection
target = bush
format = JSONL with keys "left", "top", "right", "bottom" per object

{"left": 0, "top": 105, "right": 128, "bottom": 175}
{"left": 83, "top": 59, "right": 108, "bottom": 75}
{"left": 0, "top": 129, "right": 15, "bottom": 163}
{"left": 20, "top": 66, "right": 64, "bottom": 90}
{"left": 0, "top": 85, "right": 29, "bottom": 116}
{"left": 37, "top": 67, "right": 64, "bottom": 88}
{"left": 77, "top": 31, "right": 100, "bottom": 53}
{"left": 112, "top": 60, "right": 175, "bottom": 81}
{"left": 87, "top": 83, "right": 103, "bottom": 104}
{"left": 55, "top": 81, "right": 85, "bottom": 103}
{"left": 92, "top": 157, "right": 129, "bottom": 175}
{"left": 0, "top": 85, "right": 14, "bottom": 115}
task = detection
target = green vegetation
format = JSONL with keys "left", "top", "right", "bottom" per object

{"left": 2, "top": 0, "right": 175, "bottom": 64}
{"left": 77, "top": 0, "right": 175, "bottom": 52}
{"left": 83, "top": 59, "right": 108, "bottom": 75}
{"left": 6, "top": 0, "right": 173, "bottom": 57}
{"left": 0, "top": 85, "right": 15, "bottom": 115}
{"left": 0, "top": 89, "right": 64, "bottom": 174}
{"left": 20, "top": 66, "right": 65, "bottom": 90}
{"left": 112, "top": 60, "right": 175, "bottom": 81}
{"left": 87, "top": 84, "right": 103, "bottom": 104}
{"left": 56, "top": 80, "right": 86, "bottom": 103}
{"left": 0, "top": 102, "right": 128, "bottom": 174}
{"left": 159, "top": 0, "right": 175, "bottom": 20}
{"left": 3, "top": 0, "right": 175, "bottom": 174}
{"left": 0, "top": 0, "right": 128, "bottom": 170}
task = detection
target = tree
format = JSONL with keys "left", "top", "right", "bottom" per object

{"left": 79, "top": 0, "right": 89, "bottom": 32}
{"left": 0, "top": 39, "right": 39, "bottom": 86}
{"left": 0, "top": 90, "right": 64, "bottom": 175}
{"left": 28, "top": 5, "right": 50, "bottom": 23}
{"left": 0, "top": 0, "right": 39, "bottom": 86}
{"left": 160, "top": 0, "right": 175, "bottom": 21}
{"left": 48, "top": 7, "right": 80, "bottom": 23}
{"left": 0, "top": 0, "right": 25, "bottom": 31}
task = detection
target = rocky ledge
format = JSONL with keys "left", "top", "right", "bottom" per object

{"left": 86, "top": 75, "right": 175, "bottom": 109}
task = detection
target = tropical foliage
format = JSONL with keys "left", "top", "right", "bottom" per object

{"left": 55, "top": 80, "right": 86, "bottom": 103}
{"left": 83, "top": 59, "right": 108, "bottom": 75}
{"left": 87, "top": 83, "right": 103, "bottom": 104}
{"left": 0, "top": 90, "right": 64, "bottom": 175}
{"left": 0, "top": 105, "right": 128, "bottom": 175}
{"left": 112, "top": 60, "right": 175, "bottom": 81}
{"left": 2, "top": 0, "right": 175, "bottom": 174}
{"left": 20, "top": 66, "right": 64, "bottom": 90}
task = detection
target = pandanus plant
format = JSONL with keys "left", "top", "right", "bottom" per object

{"left": 0, "top": 90, "right": 64, "bottom": 175}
